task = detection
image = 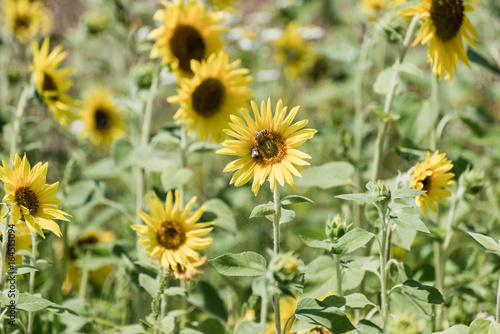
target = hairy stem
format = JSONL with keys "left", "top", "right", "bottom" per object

{"left": 10, "top": 84, "right": 32, "bottom": 156}
{"left": 273, "top": 185, "right": 282, "bottom": 334}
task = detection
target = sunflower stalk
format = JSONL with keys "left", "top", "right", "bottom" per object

{"left": 260, "top": 286, "right": 269, "bottom": 334}
{"left": 272, "top": 185, "right": 282, "bottom": 334}
{"left": 496, "top": 268, "right": 500, "bottom": 323}
{"left": 78, "top": 248, "right": 92, "bottom": 300}
{"left": 179, "top": 125, "right": 188, "bottom": 209}
{"left": 0, "top": 213, "right": 10, "bottom": 290}
{"left": 371, "top": 14, "right": 420, "bottom": 182}
{"left": 377, "top": 205, "right": 389, "bottom": 332}
{"left": 27, "top": 232, "right": 38, "bottom": 334}
{"left": 10, "top": 83, "right": 32, "bottom": 156}
{"left": 334, "top": 254, "right": 342, "bottom": 296}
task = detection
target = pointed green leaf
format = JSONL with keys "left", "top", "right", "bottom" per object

{"left": 250, "top": 203, "right": 275, "bottom": 218}
{"left": 204, "top": 199, "right": 236, "bottom": 233}
{"left": 356, "top": 319, "right": 383, "bottom": 334}
{"left": 299, "top": 235, "right": 333, "bottom": 250}
{"left": 234, "top": 321, "right": 267, "bottom": 334}
{"left": 138, "top": 274, "right": 159, "bottom": 297}
{"left": 469, "top": 318, "right": 500, "bottom": 334}
{"left": 111, "top": 137, "right": 133, "bottom": 166}
{"left": 392, "top": 214, "right": 430, "bottom": 233}
{"left": 391, "top": 189, "right": 425, "bottom": 199}
{"left": 188, "top": 280, "right": 227, "bottom": 324}
{"left": 209, "top": 252, "right": 266, "bottom": 277}
{"left": 161, "top": 167, "right": 194, "bottom": 191}
{"left": 433, "top": 324, "right": 469, "bottom": 334}
{"left": 467, "top": 48, "right": 500, "bottom": 75}
{"left": 281, "top": 195, "right": 313, "bottom": 206}
{"left": 402, "top": 279, "right": 444, "bottom": 304}
{"left": 296, "top": 162, "right": 355, "bottom": 189}
{"left": 331, "top": 228, "right": 376, "bottom": 255}
{"left": 372, "top": 107, "right": 399, "bottom": 123}
{"left": 7, "top": 264, "right": 38, "bottom": 275}
{"left": 16, "top": 293, "right": 54, "bottom": 311}
{"left": 335, "top": 193, "right": 385, "bottom": 204}
{"left": 394, "top": 62, "right": 423, "bottom": 77}
{"left": 468, "top": 232, "right": 500, "bottom": 255}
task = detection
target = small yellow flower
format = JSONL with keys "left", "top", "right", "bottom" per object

{"left": 148, "top": 0, "right": 225, "bottom": 78}
{"left": 79, "top": 88, "right": 126, "bottom": 147}
{"left": 0, "top": 154, "right": 70, "bottom": 238}
{"left": 131, "top": 191, "right": 213, "bottom": 273}
{"left": 399, "top": 0, "right": 478, "bottom": 81}
{"left": 171, "top": 256, "right": 207, "bottom": 282}
{"left": 411, "top": 150, "right": 455, "bottom": 218}
{"left": 0, "top": 206, "right": 32, "bottom": 274}
{"left": 167, "top": 51, "right": 253, "bottom": 142}
{"left": 31, "top": 38, "right": 78, "bottom": 127}
{"left": 217, "top": 98, "right": 317, "bottom": 195}
{"left": 3, "top": 0, "right": 52, "bottom": 43}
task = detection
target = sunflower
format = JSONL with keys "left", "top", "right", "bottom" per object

{"left": 31, "top": 38, "right": 78, "bottom": 127}
{"left": 273, "top": 23, "right": 316, "bottom": 78}
{"left": 217, "top": 98, "right": 317, "bottom": 195}
{"left": 79, "top": 88, "right": 126, "bottom": 147}
{"left": 148, "top": 0, "right": 225, "bottom": 78}
{"left": 411, "top": 151, "right": 455, "bottom": 218}
{"left": 167, "top": 51, "right": 253, "bottom": 142}
{"left": 3, "top": 0, "right": 51, "bottom": 43}
{"left": 0, "top": 206, "right": 32, "bottom": 274}
{"left": 0, "top": 154, "right": 70, "bottom": 238}
{"left": 399, "top": 0, "right": 478, "bottom": 81}
{"left": 171, "top": 256, "right": 207, "bottom": 282}
{"left": 131, "top": 191, "right": 213, "bottom": 273}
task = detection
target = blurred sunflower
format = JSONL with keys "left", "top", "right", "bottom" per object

{"left": 0, "top": 154, "right": 70, "bottom": 238}
{"left": 171, "top": 256, "right": 207, "bottom": 282}
{"left": 361, "top": 0, "right": 405, "bottom": 15}
{"left": 3, "top": 0, "right": 51, "bottom": 43}
{"left": 0, "top": 206, "right": 32, "bottom": 274}
{"left": 79, "top": 88, "right": 126, "bottom": 147}
{"left": 131, "top": 191, "right": 213, "bottom": 274}
{"left": 399, "top": 0, "right": 478, "bottom": 80}
{"left": 148, "top": 0, "right": 225, "bottom": 78}
{"left": 31, "top": 38, "right": 78, "bottom": 127}
{"left": 62, "top": 230, "right": 115, "bottom": 295}
{"left": 209, "top": 0, "right": 236, "bottom": 11}
{"left": 273, "top": 23, "right": 316, "bottom": 78}
{"left": 167, "top": 51, "right": 253, "bottom": 142}
{"left": 411, "top": 151, "right": 455, "bottom": 218}
{"left": 217, "top": 98, "right": 317, "bottom": 195}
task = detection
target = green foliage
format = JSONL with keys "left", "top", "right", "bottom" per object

{"left": 209, "top": 252, "right": 267, "bottom": 277}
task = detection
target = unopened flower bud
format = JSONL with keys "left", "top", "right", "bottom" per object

{"left": 325, "top": 215, "right": 350, "bottom": 241}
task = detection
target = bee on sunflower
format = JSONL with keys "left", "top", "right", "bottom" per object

{"left": 217, "top": 98, "right": 317, "bottom": 195}
{"left": 148, "top": 0, "right": 225, "bottom": 78}
{"left": 0, "top": 154, "right": 70, "bottom": 238}
{"left": 2, "top": 0, "right": 52, "bottom": 43}
{"left": 167, "top": 51, "right": 253, "bottom": 143}
{"left": 399, "top": 0, "right": 478, "bottom": 81}
{"left": 411, "top": 150, "right": 455, "bottom": 218}
{"left": 31, "top": 38, "right": 78, "bottom": 127}
{"left": 131, "top": 190, "right": 213, "bottom": 274}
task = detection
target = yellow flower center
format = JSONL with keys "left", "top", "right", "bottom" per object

{"left": 430, "top": 0, "right": 464, "bottom": 42}
{"left": 15, "top": 186, "right": 39, "bottom": 216}
{"left": 252, "top": 131, "right": 286, "bottom": 165}
{"left": 170, "top": 24, "right": 206, "bottom": 74}
{"left": 94, "top": 109, "right": 112, "bottom": 133}
{"left": 157, "top": 221, "right": 186, "bottom": 250}
{"left": 191, "top": 78, "right": 225, "bottom": 117}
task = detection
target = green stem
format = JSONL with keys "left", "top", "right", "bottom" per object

{"left": 78, "top": 249, "right": 92, "bottom": 300}
{"left": 0, "top": 214, "right": 10, "bottom": 290}
{"left": 433, "top": 240, "right": 444, "bottom": 331}
{"left": 27, "top": 232, "right": 37, "bottom": 334}
{"left": 371, "top": 14, "right": 420, "bottom": 182}
{"left": 496, "top": 268, "right": 500, "bottom": 323}
{"left": 260, "top": 290, "right": 268, "bottom": 334}
{"left": 179, "top": 125, "right": 188, "bottom": 209}
{"left": 10, "top": 84, "right": 32, "bottom": 155}
{"left": 334, "top": 254, "right": 342, "bottom": 296}
{"left": 379, "top": 211, "right": 389, "bottom": 332}
{"left": 273, "top": 185, "right": 282, "bottom": 334}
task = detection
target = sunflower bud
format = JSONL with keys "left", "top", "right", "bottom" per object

{"left": 458, "top": 168, "right": 484, "bottom": 198}
{"left": 388, "top": 313, "right": 420, "bottom": 334}
{"left": 133, "top": 62, "right": 155, "bottom": 90}
{"left": 84, "top": 10, "right": 110, "bottom": 35}
{"left": 367, "top": 181, "right": 391, "bottom": 210}
{"left": 325, "top": 215, "right": 350, "bottom": 241}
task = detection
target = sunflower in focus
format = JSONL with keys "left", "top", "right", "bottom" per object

{"left": 217, "top": 98, "right": 317, "bottom": 195}
{"left": 0, "top": 206, "right": 32, "bottom": 274}
{"left": 31, "top": 38, "right": 78, "bottom": 127}
{"left": 131, "top": 191, "right": 213, "bottom": 274}
{"left": 399, "top": 0, "right": 478, "bottom": 81}
{"left": 273, "top": 23, "right": 316, "bottom": 78}
{"left": 3, "top": 0, "right": 51, "bottom": 43}
{"left": 167, "top": 51, "right": 253, "bottom": 142}
{"left": 0, "top": 154, "right": 70, "bottom": 238}
{"left": 79, "top": 88, "right": 126, "bottom": 147}
{"left": 411, "top": 151, "right": 455, "bottom": 218}
{"left": 61, "top": 230, "right": 115, "bottom": 295}
{"left": 148, "top": 0, "right": 225, "bottom": 78}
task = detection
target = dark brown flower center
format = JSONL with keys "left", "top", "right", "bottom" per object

{"left": 252, "top": 131, "right": 286, "bottom": 165}
{"left": 170, "top": 24, "right": 206, "bottom": 74}
{"left": 157, "top": 221, "right": 186, "bottom": 250}
{"left": 15, "top": 16, "right": 31, "bottom": 30}
{"left": 69, "top": 235, "right": 99, "bottom": 260}
{"left": 421, "top": 177, "right": 432, "bottom": 192}
{"left": 430, "top": 0, "right": 464, "bottom": 42}
{"left": 94, "top": 109, "right": 112, "bottom": 133}
{"left": 191, "top": 78, "right": 225, "bottom": 117}
{"left": 42, "top": 73, "right": 58, "bottom": 92}
{"left": 15, "top": 186, "right": 39, "bottom": 216}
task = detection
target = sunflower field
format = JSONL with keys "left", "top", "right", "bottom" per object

{"left": 1, "top": 0, "right": 500, "bottom": 333}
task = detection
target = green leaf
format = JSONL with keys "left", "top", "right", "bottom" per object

{"left": 161, "top": 167, "right": 194, "bottom": 191}
{"left": 188, "top": 280, "right": 227, "bottom": 324}
{"left": 296, "top": 162, "right": 355, "bottom": 189}
{"left": 250, "top": 203, "right": 275, "bottom": 218}
{"left": 391, "top": 189, "right": 425, "bottom": 199}
{"left": 402, "top": 279, "right": 444, "bottom": 304}
{"left": 394, "top": 62, "right": 423, "bottom": 77}
{"left": 433, "top": 324, "right": 469, "bottom": 334}
{"left": 468, "top": 232, "right": 500, "bottom": 255}
{"left": 281, "top": 195, "right": 313, "bottom": 206}
{"left": 373, "top": 68, "right": 395, "bottom": 95}
{"left": 372, "top": 107, "right": 399, "bottom": 123}
{"left": 7, "top": 264, "right": 38, "bottom": 275}
{"left": 164, "top": 287, "right": 187, "bottom": 297}
{"left": 392, "top": 225, "right": 417, "bottom": 251}
{"left": 335, "top": 193, "right": 385, "bottom": 204}
{"left": 469, "top": 318, "right": 500, "bottom": 334}
{"left": 111, "top": 137, "right": 133, "bottom": 166}
{"left": 64, "top": 180, "right": 96, "bottom": 207}
{"left": 299, "top": 235, "right": 333, "bottom": 251}
{"left": 209, "top": 252, "right": 266, "bottom": 277}
{"left": 138, "top": 274, "right": 158, "bottom": 297}
{"left": 233, "top": 321, "right": 267, "bottom": 334}
{"left": 392, "top": 214, "right": 430, "bottom": 233}
{"left": 188, "top": 142, "right": 221, "bottom": 154}
{"left": 415, "top": 100, "right": 439, "bottom": 142}
{"left": 268, "top": 208, "right": 295, "bottom": 225}
{"left": 16, "top": 293, "right": 54, "bottom": 311}
{"left": 331, "top": 228, "right": 375, "bottom": 255}
{"left": 467, "top": 48, "right": 500, "bottom": 75}
{"left": 204, "top": 199, "right": 236, "bottom": 233}
{"left": 291, "top": 298, "right": 356, "bottom": 334}
{"left": 356, "top": 319, "right": 383, "bottom": 334}
{"left": 322, "top": 293, "right": 375, "bottom": 309}
{"left": 161, "top": 315, "right": 175, "bottom": 333}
